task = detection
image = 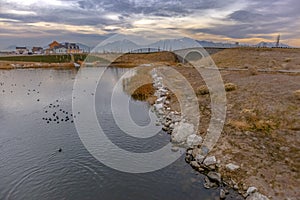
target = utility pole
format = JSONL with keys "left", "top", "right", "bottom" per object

{"left": 276, "top": 34, "right": 280, "bottom": 48}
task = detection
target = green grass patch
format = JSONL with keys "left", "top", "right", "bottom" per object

{"left": 0, "top": 54, "right": 89, "bottom": 63}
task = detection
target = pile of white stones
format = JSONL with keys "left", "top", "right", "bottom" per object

{"left": 151, "top": 69, "right": 202, "bottom": 148}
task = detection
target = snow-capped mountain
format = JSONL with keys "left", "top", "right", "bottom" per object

{"left": 149, "top": 37, "right": 200, "bottom": 51}
{"left": 197, "top": 40, "right": 240, "bottom": 48}
{"left": 255, "top": 42, "right": 290, "bottom": 48}
{"left": 94, "top": 39, "right": 139, "bottom": 53}
{"left": 93, "top": 37, "right": 234, "bottom": 52}
{"left": 1, "top": 45, "right": 17, "bottom": 52}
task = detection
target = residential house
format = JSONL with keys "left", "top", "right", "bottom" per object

{"left": 15, "top": 47, "right": 29, "bottom": 54}
{"left": 46, "top": 40, "right": 82, "bottom": 54}
{"left": 32, "top": 47, "right": 43, "bottom": 54}
{"left": 49, "top": 41, "right": 60, "bottom": 49}
{"left": 64, "top": 42, "right": 82, "bottom": 53}
{"left": 53, "top": 45, "right": 67, "bottom": 54}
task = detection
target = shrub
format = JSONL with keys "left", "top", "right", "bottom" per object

{"left": 225, "top": 83, "right": 237, "bottom": 92}
{"left": 293, "top": 90, "right": 300, "bottom": 100}
{"left": 197, "top": 85, "right": 209, "bottom": 95}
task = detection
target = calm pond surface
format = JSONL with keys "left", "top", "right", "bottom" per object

{"left": 0, "top": 68, "right": 239, "bottom": 200}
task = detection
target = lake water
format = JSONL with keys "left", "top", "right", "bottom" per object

{"left": 0, "top": 68, "right": 239, "bottom": 200}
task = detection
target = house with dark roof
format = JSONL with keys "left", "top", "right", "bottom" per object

{"left": 32, "top": 47, "right": 43, "bottom": 54}
{"left": 15, "top": 47, "right": 29, "bottom": 54}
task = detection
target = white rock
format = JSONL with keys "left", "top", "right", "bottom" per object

{"left": 220, "top": 189, "right": 226, "bottom": 199}
{"left": 246, "top": 187, "right": 258, "bottom": 195}
{"left": 154, "top": 82, "right": 162, "bottom": 88}
{"left": 171, "top": 146, "right": 179, "bottom": 152}
{"left": 171, "top": 122, "right": 194, "bottom": 144}
{"left": 195, "top": 154, "right": 205, "bottom": 163}
{"left": 158, "top": 109, "right": 164, "bottom": 115}
{"left": 207, "top": 171, "right": 221, "bottom": 183}
{"left": 246, "top": 192, "right": 269, "bottom": 200}
{"left": 226, "top": 163, "right": 240, "bottom": 171}
{"left": 186, "top": 134, "right": 203, "bottom": 147}
{"left": 156, "top": 97, "right": 166, "bottom": 104}
{"left": 154, "top": 103, "right": 163, "bottom": 111}
{"left": 203, "top": 156, "right": 217, "bottom": 166}
{"left": 169, "top": 123, "right": 175, "bottom": 129}
{"left": 190, "top": 161, "right": 200, "bottom": 168}
{"left": 158, "top": 88, "right": 168, "bottom": 93}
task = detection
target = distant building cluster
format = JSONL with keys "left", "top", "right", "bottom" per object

{"left": 45, "top": 41, "right": 82, "bottom": 54}
{"left": 13, "top": 41, "right": 84, "bottom": 55}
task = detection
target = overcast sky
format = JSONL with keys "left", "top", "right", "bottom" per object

{"left": 0, "top": 0, "right": 299, "bottom": 49}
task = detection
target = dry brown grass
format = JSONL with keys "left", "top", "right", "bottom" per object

{"left": 224, "top": 83, "right": 237, "bottom": 91}
{"left": 131, "top": 83, "right": 155, "bottom": 101}
{"left": 122, "top": 66, "right": 157, "bottom": 102}
{"left": 211, "top": 47, "right": 300, "bottom": 70}
{"left": 247, "top": 65, "right": 259, "bottom": 75}
{"left": 196, "top": 85, "right": 209, "bottom": 95}
{"left": 293, "top": 90, "right": 300, "bottom": 100}
{"left": 228, "top": 120, "right": 251, "bottom": 131}
{"left": 111, "top": 52, "right": 178, "bottom": 67}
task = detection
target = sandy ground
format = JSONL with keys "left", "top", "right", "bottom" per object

{"left": 125, "top": 48, "right": 300, "bottom": 200}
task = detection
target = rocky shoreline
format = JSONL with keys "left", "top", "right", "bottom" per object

{"left": 150, "top": 67, "right": 270, "bottom": 200}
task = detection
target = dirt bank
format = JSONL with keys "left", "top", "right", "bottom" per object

{"left": 124, "top": 48, "right": 300, "bottom": 200}
{"left": 173, "top": 67, "right": 300, "bottom": 200}
{"left": 110, "top": 51, "right": 178, "bottom": 68}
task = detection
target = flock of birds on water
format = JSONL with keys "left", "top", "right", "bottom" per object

{"left": 0, "top": 73, "right": 82, "bottom": 153}
{"left": 42, "top": 100, "right": 78, "bottom": 124}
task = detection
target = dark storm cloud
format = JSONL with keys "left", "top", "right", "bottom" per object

{"left": 0, "top": 8, "right": 125, "bottom": 27}
{"left": 228, "top": 10, "right": 267, "bottom": 23}
{"left": 190, "top": 0, "right": 300, "bottom": 39}
{"left": 0, "top": 0, "right": 299, "bottom": 49}
{"left": 190, "top": 17, "right": 300, "bottom": 39}
{"left": 0, "top": 0, "right": 238, "bottom": 25}
{"left": 74, "top": 0, "right": 239, "bottom": 16}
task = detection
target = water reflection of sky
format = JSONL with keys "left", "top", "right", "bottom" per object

{"left": 0, "top": 69, "right": 77, "bottom": 114}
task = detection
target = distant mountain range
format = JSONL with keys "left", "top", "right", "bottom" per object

{"left": 94, "top": 39, "right": 139, "bottom": 52}
{"left": 255, "top": 42, "right": 290, "bottom": 48}
{"left": 1, "top": 39, "right": 292, "bottom": 52}
{"left": 93, "top": 38, "right": 292, "bottom": 52}
{"left": 93, "top": 37, "right": 242, "bottom": 52}
{"left": 2, "top": 45, "right": 18, "bottom": 51}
